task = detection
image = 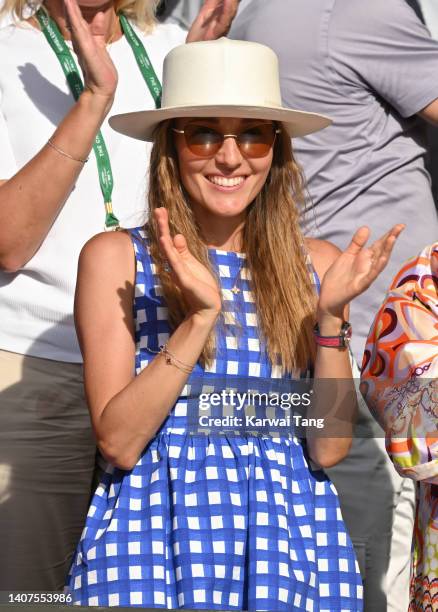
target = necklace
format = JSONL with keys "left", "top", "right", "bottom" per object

{"left": 230, "top": 257, "right": 246, "bottom": 295}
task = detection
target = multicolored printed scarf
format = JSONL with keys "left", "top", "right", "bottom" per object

{"left": 361, "top": 243, "right": 438, "bottom": 611}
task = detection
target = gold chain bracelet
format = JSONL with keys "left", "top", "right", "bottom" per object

{"left": 147, "top": 344, "right": 195, "bottom": 374}
{"left": 47, "top": 139, "right": 89, "bottom": 164}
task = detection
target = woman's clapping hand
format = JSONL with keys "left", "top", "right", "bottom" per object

{"left": 155, "top": 207, "right": 222, "bottom": 321}
{"left": 187, "top": 0, "right": 239, "bottom": 43}
{"left": 64, "top": 0, "right": 118, "bottom": 106}
{"left": 318, "top": 224, "right": 405, "bottom": 320}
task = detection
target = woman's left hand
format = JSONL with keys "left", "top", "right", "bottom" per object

{"left": 318, "top": 224, "right": 405, "bottom": 319}
{"left": 186, "top": 0, "right": 238, "bottom": 42}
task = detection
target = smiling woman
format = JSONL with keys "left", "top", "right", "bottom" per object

{"left": 147, "top": 115, "right": 317, "bottom": 373}
{"left": 172, "top": 119, "right": 276, "bottom": 216}
{"left": 64, "top": 37, "right": 404, "bottom": 609}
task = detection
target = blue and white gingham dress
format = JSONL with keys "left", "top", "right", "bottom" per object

{"left": 68, "top": 228, "right": 363, "bottom": 610}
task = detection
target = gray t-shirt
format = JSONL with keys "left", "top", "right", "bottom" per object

{"left": 230, "top": 0, "right": 438, "bottom": 360}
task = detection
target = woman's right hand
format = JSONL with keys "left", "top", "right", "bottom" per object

{"left": 64, "top": 0, "right": 118, "bottom": 107}
{"left": 155, "top": 207, "right": 222, "bottom": 321}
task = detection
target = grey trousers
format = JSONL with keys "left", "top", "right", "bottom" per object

{"left": 0, "top": 349, "right": 96, "bottom": 590}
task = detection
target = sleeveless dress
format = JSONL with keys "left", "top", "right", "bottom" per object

{"left": 67, "top": 229, "right": 363, "bottom": 610}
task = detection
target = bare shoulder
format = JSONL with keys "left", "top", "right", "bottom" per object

{"left": 75, "top": 230, "right": 137, "bottom": 332}
{"left": 80, "top": 229, "right": 133, "bottom": 259}
{"left": 79, "top": 229, "right": 135, "bottom": 275}
{"left": 76, "top": 230, "right": 137, "bottom": 302}
{"left": 305, "top": 237, "right": 342, "bottom": 281}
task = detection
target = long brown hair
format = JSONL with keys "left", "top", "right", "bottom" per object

{"left": 148, "top": 120, "right": 317, "bottom": 374}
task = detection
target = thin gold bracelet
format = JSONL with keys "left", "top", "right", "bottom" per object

{"left": 159, "top": 344, "right": 195, "bottom": 374}
{"left": 47, "top": 139, "right": 89, "bottom": 164}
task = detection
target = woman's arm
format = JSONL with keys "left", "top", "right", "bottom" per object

{"left": 0, "top": 93, "right": 113, "bottom": 272}
{"left": 361, "top": 243, "right": 438, "bottom": 483}
{"left": 305, "top": 238, "right": 354, "bottom": 468}
{"left": 76, "top": 208, "right": 221, "bottom": 470}
{"left": 0, "top": 0, "right": 117, "bottom": 272}
{"left": 305, "top": 226, "right": 404, "bottom": 468}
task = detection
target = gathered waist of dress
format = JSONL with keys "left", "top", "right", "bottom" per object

{"left": 138, "top": 430, "right": 307, "bottom": 468}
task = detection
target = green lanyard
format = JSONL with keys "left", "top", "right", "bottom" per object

{"left": 119, "top": 14, "right": 162, "bottom": 108}
{"left": 36, "top": 9, "right": 162, "bottom": 230}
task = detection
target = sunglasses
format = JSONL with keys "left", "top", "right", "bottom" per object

{"left": 172, "top": 122, "right": 281, "bottom": 158}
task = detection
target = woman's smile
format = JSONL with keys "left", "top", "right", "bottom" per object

{"left": 205, "top": 174, "right": 247, "bottom": 190}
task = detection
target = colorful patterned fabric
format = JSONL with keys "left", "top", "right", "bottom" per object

{"left": 67, "top": 228, "right": 363, "bottom": 610}
{"left": 360, "top": 243, "right": 438, "bottom": 612}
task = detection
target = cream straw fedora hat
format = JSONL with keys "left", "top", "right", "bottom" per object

{"left": 109, "top": 38, "right": 332, "bottom": 141}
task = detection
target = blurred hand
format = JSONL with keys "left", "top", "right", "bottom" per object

{"left": 64, "top": 0, "right": 118, "bottom": 104}
{"left": 318, "top": 224, "right": 405, "bottom": 320}
{"left": 186, "top": 0, "right": 238, "bottom": 42}
{"left": 155, "top": 207, "right": 222, "bottom": 319}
